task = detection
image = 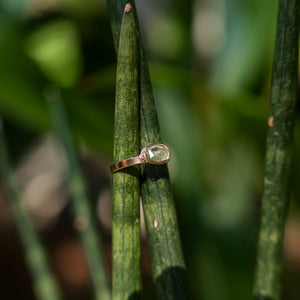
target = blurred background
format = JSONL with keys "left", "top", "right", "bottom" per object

{"left": 0, "top": 0, "right": 300, "bottom": 299}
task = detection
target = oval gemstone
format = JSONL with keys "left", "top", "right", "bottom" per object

{"left": 146, "top": 144, "right": 170, "bottom": 163}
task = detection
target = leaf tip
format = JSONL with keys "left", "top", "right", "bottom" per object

{"left": 124, "top": 3, "right": 133, "bottom": 13}
{"left": 268, "top": 116, "right": 274, "bottom": 127}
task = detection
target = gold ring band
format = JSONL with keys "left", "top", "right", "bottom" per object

{"left": 111, "top": 143, "right": 170, "bottom": 173}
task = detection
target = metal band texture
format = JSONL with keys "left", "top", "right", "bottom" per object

{"left": 111, "top": 156, "right": 140, "bottom": 173}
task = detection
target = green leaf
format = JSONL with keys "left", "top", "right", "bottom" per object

{"left": 47, "top": 90, "right": 111, "bottom": 300}
{"left": 254, "top": 0, "right": 300, "bottom": 299}
{"left": 112, "top": 4, "right": 141, "bottom": 299}
{"left": 0, "top": 120, "right": 62, "bottom": 300}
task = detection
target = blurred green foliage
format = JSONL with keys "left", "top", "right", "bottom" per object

{"left": 1, "top": 0, "right": 300, "bottom": 299}
{"left": 25, "top": 19, "right": 82, "bottom": 87}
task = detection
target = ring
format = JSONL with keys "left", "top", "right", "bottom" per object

{"left": 111, "top": 143, "right": 170, "bottom": 173}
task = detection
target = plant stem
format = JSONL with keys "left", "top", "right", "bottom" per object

{"left": 0, "top": 118, "right": 62, "bottom": 300}
{"left": 254, "top": 0, "right": 300, "bottom": 299}
{"left": 46, "top": 90, "right": 111, "bottom": 300}
{"left": 107, "top": 1, "right": 186, "bottom": 299}
{"left": 112, "top": 4, "right": 141, "bottom": 299}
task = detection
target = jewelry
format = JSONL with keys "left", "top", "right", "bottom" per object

{"left": 111, "top": 143, "right": 170, "bottom": 173}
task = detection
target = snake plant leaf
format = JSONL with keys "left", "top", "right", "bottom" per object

{"left": 254, "top": 0, "right": 300, "bottom": 299}
{"left": 47, "top": 91, "right": 111, "bottom": 300}
{"left": 112, "top": 4, "right": 141, "bottom": 299}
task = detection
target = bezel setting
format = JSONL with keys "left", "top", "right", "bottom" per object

{"left": 139, "top": 143, "right": 170, "bottom": 165}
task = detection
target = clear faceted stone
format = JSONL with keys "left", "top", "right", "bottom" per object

{"left": 146, "top": 144, "right": 170, "bottom": 162}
